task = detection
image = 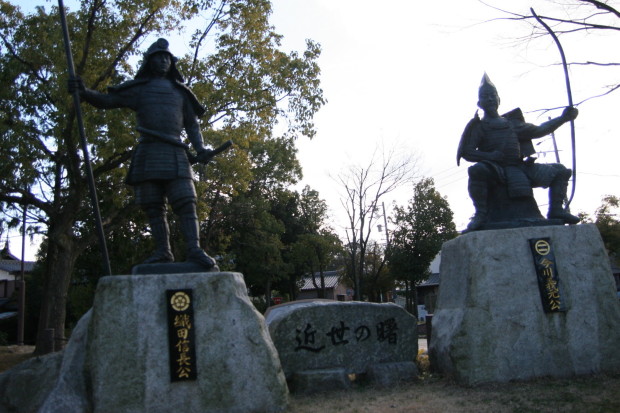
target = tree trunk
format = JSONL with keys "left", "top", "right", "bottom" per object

{"left": 357, "top": 246, "right": 365, "bottom": 301}
{"left": 288, "top": 273, "right": 298, "bottom": 301}
{"left": 405, "top": 280, "right": 414, "bottom": 314}
{"left": 264, "top": 278, "right": 272, "bottom": 307}
{"left": 35, "top": 214, "right": 79, "bottom": 354}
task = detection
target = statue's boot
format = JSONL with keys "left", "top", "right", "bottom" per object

{"left": 547, "top": 180, "right": 580, "bottom": 224}
{"left": 143, "top": 213, "right": 174, "bottom": 264}
{"left": 178, "top": 208, "right": 218, "bottom": 270}
{"left": 466, "top": 180, "right": 488, "bottom": 231}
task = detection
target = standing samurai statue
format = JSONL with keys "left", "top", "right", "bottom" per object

{"left": 457, "top": 73, "right": 580, "bottom": 232}
{"left": 70, "top": 38, "right": 217, "bottom": 269}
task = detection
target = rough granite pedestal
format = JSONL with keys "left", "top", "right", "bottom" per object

{"left": 429, "top": 224, "right": 620, "bottom": 385}
{"left": 0, "top": 272, "right": 289, "bottom": 413}
{"left": 266, "top": 301, "right": 418, "bottom": 393}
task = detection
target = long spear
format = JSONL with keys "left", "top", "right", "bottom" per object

{"left": 58, "top": 0, "right": 112, "bottom": 276}
{"left": 530, "top": 8, "right": 577, "bottom": 209}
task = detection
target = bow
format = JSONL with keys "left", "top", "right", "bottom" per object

{"left": 530, "top": 8, "right": 577, "bottom": 208}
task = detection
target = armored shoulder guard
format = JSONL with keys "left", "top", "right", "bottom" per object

{"left": 173, "top": 81, "right": 206, "bottom": 118}
{"left": 457, "top": 111, "right": 481, "bottom": 166}
{"left": 503, "top": 107, "right": 535, "bottom": 158}
{"left": 502, "top": 107, "right": 525, "bottom": 122}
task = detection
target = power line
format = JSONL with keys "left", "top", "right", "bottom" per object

{"left": 432, "top": 165, "right": 461, "bottom": 177}
{"left": 579, "top": 171, "right": 620, "bottom": 178}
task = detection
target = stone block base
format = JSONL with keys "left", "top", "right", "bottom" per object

{"left": 289, "top": 369, "right": 351, "bottom": 394}
{"left": 366, "top": 362, "right": 418, "bottom": 387}
{"left": 3, "top": 272, "right": 289, "bottom": 413}
{"left": 430, "top": 224, "right": 620, "bottom": 385}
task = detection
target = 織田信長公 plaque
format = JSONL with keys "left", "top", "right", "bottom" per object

{"left": 166, "top": 289, "right": 197, "bottom": 381}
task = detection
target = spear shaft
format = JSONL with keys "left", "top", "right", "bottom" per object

{"left": 58, "top": 0, "right": 112, "bottom": 276}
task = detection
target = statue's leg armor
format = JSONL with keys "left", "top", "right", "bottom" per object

{"left": 466, "top": 164, "right": 490, "bottom": 231}
{"left": 143, "top": 204, "right": 175, "bottom": 263}
{"left": 135, "top": 182, "right": 174, "bottom": 264}
{"left": 168, "top": 179, "right": 217, "bottom": 269}
{"left": 547, "top": 167, "right": 580, "bottom": 224}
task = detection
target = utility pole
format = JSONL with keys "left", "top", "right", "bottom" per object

{"left": 549, "top": 117, "right": 561, "bottom": 164}
{"left": 381, "top": 202, "right": 390, "bottom": 247}
{"left": 17, "top": 202, "right": 26, "bottom": 346}
{"left": 548, "top": 117, "right": 571, "bottom": 211}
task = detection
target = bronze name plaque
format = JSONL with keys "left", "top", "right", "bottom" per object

{"left": 166, "top": 289, "right": 197, "bottom": 381}
{"left": 528, "top": 238, "right": 566, "bottom": 313}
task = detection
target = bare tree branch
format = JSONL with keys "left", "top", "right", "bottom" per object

{"left": 482, "top": 0, "right": 620, "bottom": 103}
{"left": 187, "top": 0, "right": 228, "bottom": 85}
{"left": 335, "top": 144, "right": 418, "bottom": 300}
{"left": 579, "top": 0, "right": 620, "bottom": 19}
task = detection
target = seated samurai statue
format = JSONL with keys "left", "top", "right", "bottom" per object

{"left": 457, "top": 73, "right": 580, "bottom": 232}
{"left": 69, "top": 38, "right": 217, "bottom": 269}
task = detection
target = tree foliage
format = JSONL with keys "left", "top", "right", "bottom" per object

{"left": 387, "top": 177, "right": 457, "bottom": 313}
{"left": 290, "top": 229, "right": 342, "bottom": 298}
{"left": 582, "top": 195, "right": 620, "bottom": 262}
{"left": 0, "top": 0, "right": 324, "bottom": 350}
{"left": 277, "top": 186, "right": 341, "bottom": 300}
{"left": 348, "top": 241, "right": 394, "bottom": 302}
{"left": 224, "top": 185, "right": 339, "bottom": 308}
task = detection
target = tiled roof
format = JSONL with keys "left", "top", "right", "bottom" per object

{"left": 300, "top": 270, "right": 342, "bottom": 291}
{"left": 0, "top": 244, "right": 19, "bottom": 260}
{"left": 418, "top": 273, "right": 440, "bottom": 287}
{"left": 0, "top": 311, "right": 17, "bottom": 321}
{"left": 0, "top": 259, "right": 35, "bottom": 273}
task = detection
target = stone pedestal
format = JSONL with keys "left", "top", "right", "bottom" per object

{"left": 266, "top": 301, "right": 418, "bottom": 393}
{"left": 429, "top": 224, "right": 620, "bottom": 385}
{"left": 2, "top": 272, "right": 288, "bottom": 413}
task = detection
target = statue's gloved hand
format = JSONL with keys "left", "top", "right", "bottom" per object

{"left": 561, "top": 106, "right": 578, "bottom": 121}
{"left": 67, "top": 76, "right": 85, "bottom": 95}
{"left": 195, "top": 149, "right": 215, "bottom": 164}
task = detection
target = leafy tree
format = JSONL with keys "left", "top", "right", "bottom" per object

{"left": 226, "top": 190, "right": 287, "bottom": 305}
{"left": 357, "top": 241, "right": 394, "bottom": 302}
{"left": 387, "top": 178, "right": 457, "bottom": 315}
{"left": 290, "top": 229, "right": 342, "bottom": 298}
{"left": 0, "top": 0, "right": 324, "bottom": 352}
{"left": 223, "top": 185, "right": 339, "bottom": 306}
{"left": 266, "top": 186, "right": 341, "bottom": 301}
{"left": 337, "top": 145, "right": 418, "bottom": 300}
{"left": 582, "top": 195, "right": 620, "bottom": 263}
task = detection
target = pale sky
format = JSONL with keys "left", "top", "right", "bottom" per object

{"left": 269, "top": 0, "right": 619, "bottom": 236}
{"left": 9, "top": 0, "right": 620, "bottom": 259}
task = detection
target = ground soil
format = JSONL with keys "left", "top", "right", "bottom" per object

{"left": 0, "top": 345, "right": 35, "bottom": 372}
{"left": 288, "top": 374, "right": 620, "bottom": 413}
{"left": 1, "top": 346, "right": 619, "bottom": 412}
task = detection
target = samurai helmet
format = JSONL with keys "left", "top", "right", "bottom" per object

{"left": 478, "top": 73, "right": 498, "bottom": 97}
{"left": 144, "top": 38, "right": 176, "bottom": 60}
{"left": 135, "top": 38, "right": 184, "bottom": 82}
